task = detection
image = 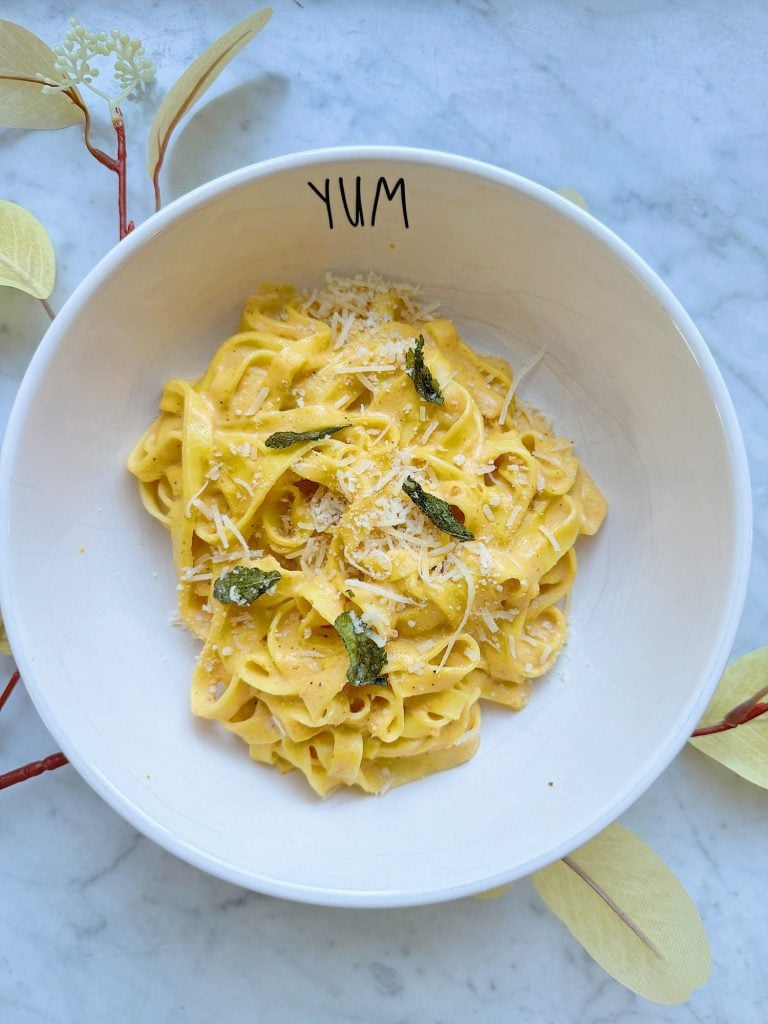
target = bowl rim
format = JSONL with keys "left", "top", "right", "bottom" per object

{"left": 0, "top": 145, "right": 753, "bottom": 907}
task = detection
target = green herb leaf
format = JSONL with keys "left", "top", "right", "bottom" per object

{"left": 334, "top": 611, "right": 388, "bottom": 687}
{"left": 265, "top": 425, "right": 345, "bottom": 449}
{"left": 402, "top": 476, "right": 474, "bottom": 541}
{"left": 213, "top": 565, "right": 281, "bottom": 605}
{"left": 405, "top": 334, "right": 444, "bottom": 405}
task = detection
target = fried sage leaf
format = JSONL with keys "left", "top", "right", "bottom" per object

{"left": 405, "top": 334, "right": 444, "bottom": 405}
{"left": 402, "top": 476, "right": 474, "bottom": 541}
{"left": 265, "top": 425, "right": 345, "bottom": 449}
{"left": 334, "top": 611, "right": 388, "bottom": 687}
{"left": 213, "top": 565, "right": 281, "bottom": 606}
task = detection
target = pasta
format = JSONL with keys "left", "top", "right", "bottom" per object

{"left": 128, "top": 273, "right": 606, "bottom": 796}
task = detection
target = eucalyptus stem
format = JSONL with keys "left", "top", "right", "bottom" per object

{"left": 0, "top": 669, "right": 68, "bottom": 790}
{"left": 112, "top": 107, "right": 132, "bottom": 239}
{"left": 0, "top": 670, "right": 20, "bottom": 713}
{"left": 65, "top": 87, "right": 118, "bottom": 171}
{"left": 0, "top": 753, "right": 69, "bottom": 790}
{"left": 691, "top": 685, "right": 768, "bottom": 738}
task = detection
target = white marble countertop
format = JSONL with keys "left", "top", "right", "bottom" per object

{"left": 1, "top": 1, "right": 766, "bottom": 1020}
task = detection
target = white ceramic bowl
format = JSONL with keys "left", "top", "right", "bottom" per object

{"left": 0, "top": 147, "right": 751, "bottom": 907}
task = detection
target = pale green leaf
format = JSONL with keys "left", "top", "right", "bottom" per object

{"left": 533, "top": 824, "right": 710, "bottom": 1004}
{"left": 556, "top": 187, "right": 589, "bottom": 211}
{"left": 147, "top": 7, "right": 272, "bottom": 207}
{"left": 0, "top": 200, "right": 55, "bottom": 298}
{"left": 0, "top": 20, "right": 83, "bottom": 129}
{"left": 688, "top": 647, "right": 768, "bottom": 789}
{"left": 0, "top": 612, "right": 9, "bottom": 656}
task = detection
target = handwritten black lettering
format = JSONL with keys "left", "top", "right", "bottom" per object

{"left": 371, "top": 176, "right": 409, "bottom": 228}
{"left": 338, "top": 176, "right": 365, "bottom": 227}
{"left": 307, "top": 176, "right": 410, "bottom": 230}
{"left": 307, "top": 178, "right": 333, "bottom": 229}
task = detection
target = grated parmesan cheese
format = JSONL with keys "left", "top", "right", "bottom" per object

{"left": 480, "top": 609, "right": 499, "bottom": 633}
{"left": 538, "top": 524, "right": 561, "bottom": 552}
{"left": 232, "top": 476, "right": 255, "bottom": 497}
{"left": 180, "top": 569, "right": 213, "bottom": 583}
{"left": 244, "top": 387, "right": 269, "bottom": 416}
{"left": 420, "top": 420, "right": 439, "bottom": 444}
{"left": 185, "top": 482, "right": 209, "bottom": 519}
{"left": 271, "top": 715, "right": 286, "bottom": 737}
{"left": 475, "top": 541, "right": 493, "bottom": 572}
{"left": 498, "top": 346, "right": 547, "bottom": 424}
{"left": 211, "top": 505, "right": 229, "bottom": 549}
{"left": 222, "top": 513, "right": 251, "bottom": 557}
{"left": 438, "top": 555, "right": 476, "bottom": 669}
{"left": 372, "top": 465, "right": 405, "bottom": 495}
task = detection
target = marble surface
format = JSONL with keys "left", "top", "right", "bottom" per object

{"left": 1, "top": 1, "right": 766, "bottom": 1020}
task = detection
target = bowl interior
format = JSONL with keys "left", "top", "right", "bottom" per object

{"left": 0, "top": 150, "right": 748, "bottom": 905}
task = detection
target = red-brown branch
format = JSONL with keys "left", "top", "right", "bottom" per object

{"left": 0, "top": 670, "right": 20, "bottom": 713}
{"left": 0, "top": 77, "right": 131, "bottom": 238}
{"left": 0, "top": 753, "right": 69, "bottom": 790}
{"left": 691, "top": 683, "right": 768, "bottom": 738}
{"left": 66, "top": 87, "right": 118, "bottom": 171}
{"left": 0, "top": 669, "right": 68, "bottom": 789}
{"left": 113, "top": 108, "right": 133, "bottom": 239}
{"left": 0, "top": 76, "right": 116, "bottom": 171}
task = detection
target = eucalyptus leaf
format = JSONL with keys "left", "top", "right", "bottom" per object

{"left": 533, "top": 824, "right": 710, "bottom": 1004}
{"left": 0, "top": 613, "right": 10, "bottom": 656}
{"left": 0, "top": 20, "right": 83, "bottom": 129}
{"left": 0, "top": 200, "right": 55, "bottom": 299}
{"left": 472, "top": 883, "right": 513, "bottom": 901}
{"left": 556, "top": 187, "right": 589, "bottom": 211}
{"left": 147, "top": 7, "right": 272, "bottom": 208}
{"left": 688, "top": 646, "right": 768, "bottom": 789}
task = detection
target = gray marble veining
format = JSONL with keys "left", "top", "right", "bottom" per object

{"left": 1, "top": 1, "right": 767, "bottom": 1021}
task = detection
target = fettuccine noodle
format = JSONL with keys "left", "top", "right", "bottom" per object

{"left": 128, "top": 274, "right": 606, "bottom": 796}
